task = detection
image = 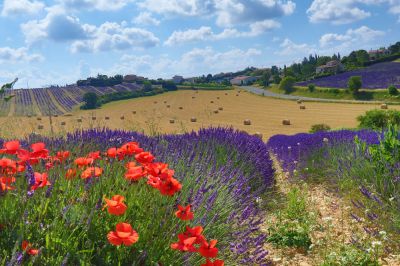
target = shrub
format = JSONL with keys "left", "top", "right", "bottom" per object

{"left": 309, "top": 123, "right": 331, "bottom": 133}
{"left": 357, "top": 109, "right": 400, "bottom": 130}
{"left": 81, "top": 92, "right": 100, "bottom": 109}
{"left": 308, "top": 83, "right": 315, "bottom": 92}
{"left": 388, "top": 85, "right": 398, "bottom": 95}
{"left": 279, "top": 76, "right": 296, "bottom": 94}
{"left": 348, "top": 76, "right": 362, "bottom": 94}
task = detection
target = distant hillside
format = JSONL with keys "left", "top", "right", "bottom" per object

{"left": 296, "top": 61, "right": 400, "bottom": 89}
{"left": 0, "top": 83, "right": 143, "bottom": 117}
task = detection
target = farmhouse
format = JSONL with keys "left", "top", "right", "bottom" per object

{"left": 172, "top": 75, "right": 184, "bottom": 84}
{"left": 368, "top": 48, "right": 390, "bottom": 60}
{"left": 123, "top": 75, "right": 146, "bottom": 83}
{"left": 315, "top": 60, "right": 344, "bottom": 74}
{"left": 230, "top": 76, "right": 258, "bottom": 86}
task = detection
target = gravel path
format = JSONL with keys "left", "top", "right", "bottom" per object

{"left": 241, "top": 86, "right": 390, "bottom": 104}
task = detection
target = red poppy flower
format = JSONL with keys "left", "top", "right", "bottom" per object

{"left": 31, "top": 172, "right": 51, "bottom": 191}
{"left": 199, "top": 240, "right": 219, "bottom": 258}
{"left": 74, "top": 157, "right": 94, "bottom": 167}
{"left": 125, "top": 161, "right": 137, "bottom": 169}
{"left": 56, "top": 151, "right": 70, "bottom": 162}
{"left": 0, "top": 176, "right": 16, "bottom": 191}
{"left": 0, "top": 140, "right": 20, "bottom": 154}
{"left": 103, "top": 195, "right": 127, "bottom": 215}
{"left": 170, "top": 234, "right": 198, "bottom": 252}
{"left": 175, "top": 205, "right": 194, "bottom": 221}
{"left": 158, "top": 177, "right": 182, "bottom": 196}
{"left": 145, "top": 162, "right": 168, "bottom": 176}
{"left": 147, "top": 175, "right": 160, "bottom": 188}
{"left": 66, "top": 168, "right": 77, "bottom": 179}
{"left": 81, "top": 167, "right": 103, "bottom": 179}
{"left": 16, "top": 149, "right": 31, "bottom": 163}
{"left": 107, "top": 223, "right": 139, "bottom": 246}
{"left": 125, "top": 166, "right": 146, "bottom": 181}
{"left": 183, "top": 226, "right": 205, "bottom": 244}
{"left": 201, "top": 259, "right": 224, "bottom": 266}
{"left": 120, "top": 142, "right": 143, "bottom": 155}
{"left": 30, "top": 142, "right": 48, "bottom": 158}
{"left": 88, "top": 151, "right": 101, "bottom": 160}
{"left": 135, "top": 152, "right": 155, "bottom": 164}
{"left": 22, "top": 241, "right": 39, "bottom": 255}
{"left": 106, "top": 148, "right": 125, "bottom": 160}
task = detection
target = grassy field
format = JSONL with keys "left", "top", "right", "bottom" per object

{"left": 267, "top": 84, "right": 400, "bottom": 102}
{"left": 1, "top": 89, "right": 397, "bottom": 140}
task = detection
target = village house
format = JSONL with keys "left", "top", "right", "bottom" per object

{"left": 123, "top": 74, "right": 146, "bottom": 83}
{"left": 230, "top": 76, "right": 259, "bottom": 86}
{"left": 315, "top": 60, "right": 344, "bottom": 74}
{"left": 368, "top": 48, "right": 390, "bottom": 60}
{"left": 172, "top": 75, "right": 184, "bottom": 84}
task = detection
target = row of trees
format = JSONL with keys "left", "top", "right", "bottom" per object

{"left": 77, "top": 74, "right": 123, "bottom": 87}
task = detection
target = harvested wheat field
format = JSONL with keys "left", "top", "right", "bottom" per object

{"left": 0, "top": 89, "right": 396, "bottom": 139}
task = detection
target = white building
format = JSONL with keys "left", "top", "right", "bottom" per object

{"left": 230, "top": 76, "right": 258, "bottom": 86}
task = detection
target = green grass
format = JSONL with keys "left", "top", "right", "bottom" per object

{"left": 266, "top": 84, "right": 400, "bottom": 103}
{"left": 177, "top": 84, "right": 233, "bottom": 91}
{"left": 394, "top": 59, "right": 400, "bottom": 63}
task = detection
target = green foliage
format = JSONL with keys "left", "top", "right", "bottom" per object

{"left": 267, "top": 187, "right": 313, "bottom": 250}
{"left": 0, "top": 78, "right": 18, "bottom": 102}
{"left": 357, "top": 109, "right": 400, "bottom": 130}
{"left": 309, "top": 123, "right": 331, "bottom": 133}
{"left": 322, "top": 245, "right": 380, "bottom": 266}
{"left": 308, "top": 83, "right": 316, "bottom": 92}
{"left": 272, "top": 75, "right": 282, "bottom": 84}
{"left": 388, "top": 85, "right": 398, "bottom": 96}
{"left": 279, "top": 76, "right": 296, "bottom": 94}
{"left": 347, "top": 76, "right": 362, "bottom": 94}
{"left": 77, "top": 74, "right": 123, "bottom": 87}
{"left": 81, "top": 92, "right": 99, "bottom": 110}
{"left": 161, "top": 81, "right": 177, "bottom": 91}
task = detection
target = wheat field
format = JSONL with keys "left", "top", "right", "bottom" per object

{"left": 0, "top": 89, "right": 395, "bottom": 140}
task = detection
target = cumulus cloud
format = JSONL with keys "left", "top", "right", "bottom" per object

{"left": 276, "top": 38, "right": 316, "bottom": 56}
{"left": 133, "top": 12, "right": 160, "bottom": 26}
{"left": 319, "top": 26, "right": 385, "bottom": 48}
{"left": 21, "top": 7, "right": 159, "bottom": 52}
{"left": 58, "top": 0, "right": 134, "bottom": 11}
{"left": 0, "top": 47, "right": 44, "bottom": 63}
{"left": 164, "top": 20, "right": 280, "bottom": 46}
{"left": 139, "top": 0, "right": 295, "bottom": 27}
{"left": 1, "top": 0, "right": 45, "bottom": 17}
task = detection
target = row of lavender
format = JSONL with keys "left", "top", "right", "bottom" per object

{"left": 0, "top": 83, "right": 143, "bottom": 116}
{"left": 18, "top": 127, "right": 274, "bottom": 264}
{"left": 296, "top": 62, "right": 400, "bottom": 89}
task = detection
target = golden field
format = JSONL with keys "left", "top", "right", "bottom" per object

{"left": 0, "top": 89, "right": 396, "bottom": 140}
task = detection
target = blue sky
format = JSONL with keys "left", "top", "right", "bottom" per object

{"left": 0, "top": 0, "right": 399, "bottom": 88}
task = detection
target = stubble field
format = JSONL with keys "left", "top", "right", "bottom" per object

{"left": 0, "top": 89, "right": 395, "bottom": 139}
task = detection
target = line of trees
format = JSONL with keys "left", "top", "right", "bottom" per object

{"left": 77, "top": 74, "right": 123, "bottom": 87}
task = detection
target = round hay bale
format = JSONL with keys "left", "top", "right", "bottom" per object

{"left": 37, "top": 117, "right": 42, "bottom": 121}
{"left": 64, "top": 113, "right": 73, "bottom": 117}
{"left": 179, "top": 107, "right": 183, "bottom": 110}
{"left": 92, "top": 117, "right": 96, "bottom": 121}
{"left": 132, "top": 111, "right": 136, "bottom": 114}
{"left": 169, "top": 119, "right": 175, "bottom": 124}
{"left": 60, "top": 121, "right": 66, "bottom": 126}
{"left": 282, "top": 119, "right": 291, "bottom": 125}
{"left": 214, "top": 110, "right": 219, "bottom": 114}
{"left": 217, "top": 97, "right": 220, "bottom": 99}
{"left": 225, "top": 93, "right": 228, "bottom": 95}
{"left": 300, "top": 105, "right": 306, "bottom": 110}
{"left": 243, "top": 119, "right": 251, "bottom": 125}
{"left": 210, "top": 101, "right": 214, "bottom": 103}
{"left": 105, "top": 116, "right": 110, "bottom": 120}
{"left": 54, "top": 115, "right": 58, "bottom": 118}
{"left": 381, "top": 104, "right": 388, "bottom": 109}
{"left": 254, "top": 132, "right": 263, "bottom": 139}
{"left": 297, "top": 99, "right": 302, "bottom": 104}
{"left": 120, "top": 116, "right": 125, "bottom": 120}
{"left": 164, "top": 101, "right": 167, "bottom": 104}
{"left": 166, "top": 105, "right": 170, "bottom": 108}
{"left": 77, "top": 118, "right": 82, "bottom": 123}
{"left": 38, "top": 125, "right": 44, "bottom": 130}
{"left": 154, "top": 101, "right": 157, "bottom": 104}
{"left": 27, "top": 115, "right": 32, "bottom": 118}
{"left": 236, "top": 94, "right": 239, "bottom": 96}
{"left": 192, "top": 96, "right": 196, "bottom": 99}
{"left": 218, "top": 107, "right": 223, "bottom": 111}
{"left": 190, "top": 117, "right": 197, "bottom": 122}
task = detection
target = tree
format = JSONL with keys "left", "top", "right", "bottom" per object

{"left": 308, "top": 83, "right": 316, "bottom": 92}
{"left": 388, "top": 85, "right": 398, "bottom": 96}
{"left": 348, "top": 76, "right": 362, "bottom": 94}
{"left": 143, "top": 81, "right": 152, "bottom": 92}
{"left": 279, "top": 76, "right": 296, "bottom": 94}
{"left": 261, "top": 71, "right": 271, "bottom": 86}
{"left": 162, "top": 81, "right": 177, "bottom": 91}
{"left": 81, "top": 92, "right": 99, "bottom": 109}
{"left": 273, "top": 75, "right": 282, "bottom": 84}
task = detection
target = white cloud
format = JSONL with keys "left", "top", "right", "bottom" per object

{"left": 319, "top": 26, "right": 385, "bottom": 48}
{"left": 1, "top": 0, "right": 45, "bottom": 16}
{"left": 276, "top": 38, "right": 316, "bottom": 56}
{"left": 21, "top": 7, "right": 159, "bottom": 52}
{"left": 139, "top": 0, "right": 295, "bottom": 27}
{"left": 58, "top": 0, "right": 134, "bottom": 11}
{"left": 133, "top": 12, "right": 160, "bottom": 26}
{"left": 0, "top": 47, "right": 44, "bottom": 63}
{"left": 164, "top": 20, "right": 280, "bottom": 46}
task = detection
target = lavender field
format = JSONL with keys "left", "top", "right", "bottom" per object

{"left": 0, "top": 83, "right": 143, "bottom": 116}
{"left": 297, "top": 62, "right": 400, "bottom": 89}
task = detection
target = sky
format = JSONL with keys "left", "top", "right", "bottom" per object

{"left": 0, "top": 0, "right": 399, "bottom": 88}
